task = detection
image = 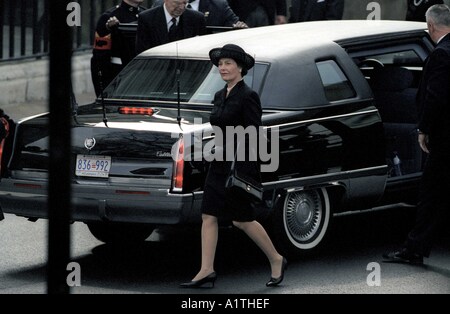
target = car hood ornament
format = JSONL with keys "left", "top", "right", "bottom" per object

{"left": 84, "top": 137, "right": 96, "bottom": 150}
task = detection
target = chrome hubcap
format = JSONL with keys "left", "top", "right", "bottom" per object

{"left": 285, "top": 190, "right": 322, "bottom": 243}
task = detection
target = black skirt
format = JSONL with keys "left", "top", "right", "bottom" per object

{"left": 201, "top": 161, "right": 255, "bottom": 222}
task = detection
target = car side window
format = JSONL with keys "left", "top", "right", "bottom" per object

{"left": 316, "top": 60, "right": 356, "bottom": 102}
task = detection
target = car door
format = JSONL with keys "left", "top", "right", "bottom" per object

{"left": 343, "top": 31, "right": 432, "bottom": 181}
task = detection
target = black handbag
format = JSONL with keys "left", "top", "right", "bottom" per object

{"left": 225, "top": 156, "right": 263, "bottom": 204}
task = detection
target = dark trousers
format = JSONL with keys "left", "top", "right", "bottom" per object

{"left": 91, "top": 57, "right": 123, "bottom": 97}
{"left": 405, "top": 155, "right": 450, "bottom": 257}
{"left": 0, "top": 207, "right": 4, "bottom": 221}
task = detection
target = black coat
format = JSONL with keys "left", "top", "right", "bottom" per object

{"left": 417, "top": 33, "right": 450, "bottom": 156}
{"left": 208, "top": 80, "right": 262, "bottom": 176}
{"left": 406, "top": 0, "right": 444, "bottom": 22}
{"left": 289, "top": 0, "right": 344, "bottom": 23}
{"left": 135, "top": 5, "right": 207, "bottom": 55}
{"left": 201, "top": 80, "right": 263, "bottom": 219}
{"left": 228, "top": 0, "right": 287, "bottom": 25}
{"left": 405, "top": 33, "right": 450, "bottom": 258}
{"left": 0, "top": 112, "right": 14, "bottom": 178}
{"left": 0, "top": 114, "right": 6, "bottom": 221}
{"left": 93, "top": 1, "right": 146, "bottom": 58}
{"left": 153, "top": 0, "right": 239, "bottom": 27}
{"left": 91, "top": 1, "right": 146, "bottom": 96}
{"left": 198, "top": 0, "right": 240, "bottom": 26}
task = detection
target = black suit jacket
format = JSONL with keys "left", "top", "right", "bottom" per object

{"left": 289, "top": 0, "right": 344, "bottom": 23}
{"left": 406, "top": 0, "right": 443, "bottom": 22}
{"left": 198, "top": 0, "right": 240, "bottom": 27}
{"left": 135, "top": 6, "right": 206, "bottom": 55}
{"left": 417, "top": 33, "right": 450, "bottom": 155}
{"left": 153, "top": 0, "right": 239, "bottom": 27}
{"left": 228, "top": 0, "right": 287, "bottom": 25}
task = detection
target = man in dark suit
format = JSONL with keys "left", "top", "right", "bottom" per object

{"left": 383, "top": 4, "right": 450, "bottom": 265}
{"left": 406, "top": 0, "right": 443, "bottom": 22}
{"left": 0, "top": 108, "right": 14, "bottom": 221}
{"left": 91, "top": 0, "right": 146, "bottom": 96}
{"left": 153, "top": 0, "right": 247, "bottom": 28}
{"left": 289, "top": 0, "right": 344, "bottom": 23}
{"left": 228, "top": 0, "right": 287, "bottom": 27}
{"left": 135, "top": 0, "right": 207, "bottom": 55}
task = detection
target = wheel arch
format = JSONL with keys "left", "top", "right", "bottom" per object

{"left": 267, "top": 181, "right": 347, "bottom": 257}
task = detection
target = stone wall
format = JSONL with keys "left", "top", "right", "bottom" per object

{"left": 0, "top": 53, "right": 93, "bottom": 107}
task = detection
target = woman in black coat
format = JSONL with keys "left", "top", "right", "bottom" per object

{"left": 180, "top": 44, "right": 287, "bottom": 288}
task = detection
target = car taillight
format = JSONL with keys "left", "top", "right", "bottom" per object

{"left": 172, "top": 135, "right": 184, "bottom": 193}
{"left": 118, "top": 107, "right": 156, "bottom": 115}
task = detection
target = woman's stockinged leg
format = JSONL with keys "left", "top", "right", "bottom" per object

{"left": 233, "top": 220, "right": 284, "bottom": 278}
{"left": 192, "top": 214, "right": 219, "bottom": 281}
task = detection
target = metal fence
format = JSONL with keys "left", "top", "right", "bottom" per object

{"left": 0, "top": 0, "right": 154, "bottom": 62}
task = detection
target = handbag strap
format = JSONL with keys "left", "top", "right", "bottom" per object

{"left": 229, "top": 141, "right": 242, "bottom": 176}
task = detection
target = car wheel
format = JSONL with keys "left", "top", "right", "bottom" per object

{"left": 87, "top": 222, "right": 154, "bottom": 245}
{"left": 271, "top": 188, "right": 331, "bottom": 256}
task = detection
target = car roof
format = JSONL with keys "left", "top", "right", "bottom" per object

{"left": 138, "top": 20, "right": 427, "bottom": 62}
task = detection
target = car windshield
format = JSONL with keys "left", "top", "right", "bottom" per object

{"left": 103, "top": 58, "right": 268, "bottom": 104}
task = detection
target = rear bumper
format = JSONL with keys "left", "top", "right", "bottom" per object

{"left": 0, "top": 178, "right": 202, "bottom": 224}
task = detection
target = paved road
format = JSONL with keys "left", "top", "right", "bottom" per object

{"left": 0, "top": 207, "right": 449, "bottom": 295}
{"left": 0, "top": 91, "right": 449, "bottom": 296}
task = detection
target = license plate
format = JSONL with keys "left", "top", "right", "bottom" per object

{"left": 75, "top": 155, "right": 111, "bottom": 178}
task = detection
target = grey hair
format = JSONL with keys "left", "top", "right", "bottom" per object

{"left": 426, "top": 4, "right": 450, "bottom": 27}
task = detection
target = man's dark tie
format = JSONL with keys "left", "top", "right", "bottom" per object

{"left": 168, "top": 17, "right": 178, "bottom": 41}
{"left": 187, "top": 0, "right": 195, "bottom": 9}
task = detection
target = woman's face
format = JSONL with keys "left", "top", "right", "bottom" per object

{"left": 218, "top": 58, "right": 242, "bottom": 84}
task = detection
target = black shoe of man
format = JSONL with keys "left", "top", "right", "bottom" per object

{"left": 382, "top": 247, "right": 424, "bottom": 265}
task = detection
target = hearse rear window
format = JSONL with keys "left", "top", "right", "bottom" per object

{"left": 104, "top": 58, "right": 268, "bottom": 104}
{"left": 316, "top": 60, "right": 356, "bottom": 101}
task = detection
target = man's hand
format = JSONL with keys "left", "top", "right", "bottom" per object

{"left": 418, "top": 133, "right": 430, "bottom": 154}
{"left": 232, "top": 21, "right": 249, "bottom": 29}
{"left": 106, "top": 16, "right": 120, "bottom": 30}
{"left": 275, "top": 15, "right": 287, "bottom": 25}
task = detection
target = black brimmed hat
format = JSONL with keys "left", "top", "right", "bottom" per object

{"left": 209, "top": 44, "right": 255, "bottom": 71}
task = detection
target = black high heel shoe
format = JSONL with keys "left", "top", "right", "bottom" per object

{"left": 266, "top": 257, "right": 287, "bottom": 287}
{"left": 179, "top": 272, "right": 217, "bottom": 288}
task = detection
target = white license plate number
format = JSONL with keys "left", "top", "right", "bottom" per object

{"left": 75, "top": 155, "right": 111, "bottom": 178}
